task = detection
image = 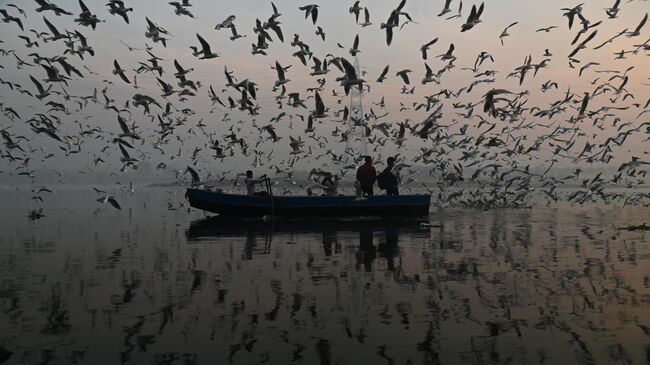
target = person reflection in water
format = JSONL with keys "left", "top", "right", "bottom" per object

{"left": 377, "top": 227, "right": 399, "bottom": 271}
{"left": 357, "top": 228, "right": 376, "bottom": 272}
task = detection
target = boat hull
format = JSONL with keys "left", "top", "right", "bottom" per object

{"left": 186, "top": 189, "right": 431, "bottom": 217}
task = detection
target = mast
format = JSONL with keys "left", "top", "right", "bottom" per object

{"left": 346, "top": 56, "right": 368, "bottom": 156}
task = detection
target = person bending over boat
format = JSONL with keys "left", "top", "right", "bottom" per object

{"left": 321, "top": 174, "right": 341, "bottom": 196}
{"left": 356, "top": 156, "right": 377, "bottom": 197}
{"left": 245, "top": 170, "right": 268, "bottom": 196}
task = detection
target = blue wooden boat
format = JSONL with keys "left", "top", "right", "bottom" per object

{"left": 185, "top": 188, "right": 431, "bottom": 217}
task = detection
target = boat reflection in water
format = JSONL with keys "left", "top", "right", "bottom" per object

{"left": 186, "top": 216, "right": 434, "bottom": 271}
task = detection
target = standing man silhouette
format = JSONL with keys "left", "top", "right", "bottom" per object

{"left": 356, "top": 156, "right": 377, "bottom": 197}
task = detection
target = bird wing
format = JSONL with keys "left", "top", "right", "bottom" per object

{"left": 196, "top": 33, "right": 212, "bottom": 54}
{"left": 311, "top": 6, "right": 318, "bottom": 24}
{"left": 634, "top": 13, "right": 648, "bottom": 33}
{"left": 385, "top": 26, "right": 394, "bottom": 46}
{"left": 424, "top": 37, "right": 438, "bottom": 48}
{"left": 107, "top": 197, "right": 122, "bottom": 210}
{"left": 42, "top": 16, "right": 60, "bottom": 36}
{"left": 467, "top": 4, "right": 477, "bottom": 22}
{"left": 315, "top": 91, "right": 325, "bottom": 113}
{"left": 79, "top": 0, "right": 89, "bottom": 13}
{"left": 340, "top": 58, "right": 358, "bottom": 80}
{"left": 476, "top": 2, "right": 485, "bottom": 18}
{"left": 379, "top": 65, "right": 389, "bottom": 79}
{"left": 30, "top": 75, "right": 45, "bottom": 94}
{"left": 117, "top": 116, "right": 130, "bottom": 134}
{"left": 174, "top": 59, "right": 184, "bottom": 73}
{"left": 396, "top": 0, "right": 407, "bottom": 12}
{"left": 119, "top": 144, "right": 131, "bottom": 159}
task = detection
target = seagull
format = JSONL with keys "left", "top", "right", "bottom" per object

{"left": 195, "top": 33, "right": 219, "bottom": 59}
{"left": 173, "top": 59, "right": 193, "bottom": 77}
{"left": 420, "top": 38, "right": 438, "bottom": 60}
{"left": 229, "top": 25, "right": 246, "bottom": 41}
{"left": 437, "top": 43, "right": 456, "bottom": 61}
{"left": 30, "top": 75, "right": 52, "bottom": 100}
{"left": 0, "top": 9, "right": 23, "bottom": 31}
{"left": 447, "top": 0, "right": 463, "bottom": 19}
{"left": 396, "top": 69, "right": 412, "bottom": 84}
{"left": 422, "top": 63, "right": 437, "bottom": 85}
{"left": 376, "top": 65, "right": 390, "bottom": 83}
{"left": 215, "top": 15, "right": 236, "bottom": 30}
{"left": 380, "top": 0, "right": 408, "bottom": 46}
{"left": 579, "top": 62, "right": 599, "bottom": 77}
{"left": 299, "top": 4, "right": 319, "bottom": 25}
{"left": 106, "top": 0, "right": 133, "bottom": 24}
{"left": 438, "top": 0, "right": 453, "bottom": 16}
{"left": 338, "top": 57, "right": 364, "bottom": 95}
{"left": 315, "top": 26, "right": 326, "bottom": 41}
{"left": 605, "top": 0, "right": 621, "bottom": 19}
{"left": 568, "top": 30, "right": 597, "bottom": 58}
{"left": 483, "top": 88, "right": 512, "bottom": 115}
{"left": 349, "top": 34, "right": 361, "bottom": 56}
{"left": 157, "top": 78, "right": 175, "bottom": 97}
{"left": 536, "top": 26, "right": 558, "bottom": 32}
{"left": 112, "top": 60, "right": 130, "bottom": 83}
{"left": 312, "top": 91, "right": 328, "bottom": 118}
{"left": 75, "top": 0, "right": 102, "bottom": 29}
{"left": 273, "top": 61, "right": 291, "bottom": 87}
{"left": 499, "top": 22, "right": 518, "bottom": 45}
{"left": 626, "top": 13, "right": 647, "bottom": 37}
{"left": 184, "top": 166, "right": 204, "bottom": 186}
{"left": 461, "top": 2, "right": 484, "bottom": 32}
{"left": 359, "top": 7, "right": 372, "bottom": 27}
{"left": 17, "top": 35, "right": 38, "bottom": 48}
{"left": 42, "top": 64, "right": 70, "bottom": 85}
{"left": 169, "top": 2, "right": 194, "bottom": 18}
{"left": 289, "top": 136, "right": 304, "bottom": 154}
{"left": 6, "top": 4, "right": 26, "bottom": 17}
{"left": 310, "top": 57, "right": 328, "bottom": 76}
{"left": 97, "top": 195, "right": 121, "bottom": 210}
{"left": 578, "top": 92, "right": 590, "bottom": 118}
{"left": 561, "top": 3, "right": 584, "bottom": 30}
{"left": 35, "top": 0, "right": 72, "bottom": 16}
{"left": 42, "top": 16, "right": 68, "bottom": 42}
{"left": 349, "top": 1, "right": 363, "bottom": 23}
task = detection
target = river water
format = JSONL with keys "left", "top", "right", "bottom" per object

{"left": 1, "top": 187, "right": 649, "bottom": 364}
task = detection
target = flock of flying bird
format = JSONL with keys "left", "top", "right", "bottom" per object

{"left": 0, "top": 0, "right": 649, "bottom": 215}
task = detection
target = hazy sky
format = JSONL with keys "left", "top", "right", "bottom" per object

{"left": 0, "top": 0, "right": 648, "bottom": 183}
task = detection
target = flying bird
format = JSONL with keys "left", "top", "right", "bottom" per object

{"left": 461, "top": 2, "right": 484, "bottom": 32}
{"left": 112, "top": 60, "right": 130, "bottom": 83}
{"left": 499, "top": 22, "right": 518, "bottom": 45}
{"left": 420, "top": 38, "right": 439, "bottom": 60}
{"left": 195, "top": 33, "right": 219, "bottom": 59}
{"left": 299, "top": 4, "right": 319, "bottom": 24}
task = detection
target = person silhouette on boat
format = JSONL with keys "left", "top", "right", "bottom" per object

{"left": 381, "top": 156, "right": 399, "bottom": 196}
{"left": 245, "top": 170, "right": 268, "bottom": 196}
{"left": 356, "top": 156, "right": 377, "bottom": 197}
{"left": 321, "top": 174, "right": 340, "bottom": 196}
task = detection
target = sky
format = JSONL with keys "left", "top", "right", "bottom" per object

{"left": 0, "top": 0, "right": 648, "bottom": 184}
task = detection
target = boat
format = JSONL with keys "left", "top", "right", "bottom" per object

{"left": 185, "top": 188, "right": 431, "bottom": 217}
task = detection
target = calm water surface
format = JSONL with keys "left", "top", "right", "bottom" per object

{"left": 1, "top": 187, "right": 649, "bottom": 365}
